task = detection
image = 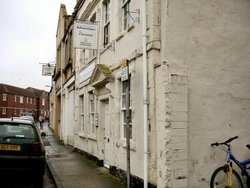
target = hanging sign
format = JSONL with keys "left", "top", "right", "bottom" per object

{"left": 42, "top": 64, "right": 55, "bottom": 76}
{"left": 74, "top": 21, "right": 98, "bottom": 50}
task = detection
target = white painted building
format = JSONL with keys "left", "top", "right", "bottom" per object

{"left": 53, "top": 0, "right": 250, "bottom": 187}
{"left": 53, "top": 4, "right": 76, "bottom": 146}
{"left": 62, "top": 76, "right": 75, "bottom": 145}
{"left": 73, "top": 0, "right": 152, "bottom": 186}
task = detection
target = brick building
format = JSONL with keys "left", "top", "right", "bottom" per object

{"left": 0, "top": 83, "right": 49, "bottom": 121}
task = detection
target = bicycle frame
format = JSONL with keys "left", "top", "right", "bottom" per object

{"left": 227, "top": 151, "right": 250, "bottom": 179}
{"left": 211, "top": 136, "right": 250, "bottom": 188}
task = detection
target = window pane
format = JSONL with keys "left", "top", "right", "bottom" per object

{"left": 20, "top": 96, "right": 23, "bottom": 104}
{"left": 90, "top": 101, "right": 94, "bottom": 112}
{"left": 80, "top": 96, "right": 84, "bottom": 131}
{"left": 91, "top": 114, "right": 95, "bottom": 133}
{"left": 122, "top": 1, "right": 130, "bottom": 30}
{"left": 2, "top": 108, "right": 6, "bottom": 115}
{"left": 91, "top": 115, "right": 94, "bottom": 124}
{"left": 121, "top": 78, "right": 132, "bottom": 139}
{"left": 122, "top": 94, "right": 126, "bottom": 108}
{"left": 104, "top": 23, "right": 110, "bottom": 46}
{"left": 104, "top": 0, "right": 110, "bottom": 23}
{"left": 3, "top": 94, "right": 7, "bottom": 101}
{"left": 81, "top": 96, "right": 84, "bottom": 113}
{"left": 123, "top": 121, "right": 132, "bottom": 139}
{"left": 123, "top": 111, "right": 126, "bottom": 122}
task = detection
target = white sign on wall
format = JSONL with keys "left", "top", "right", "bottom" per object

{"left": 121, "top": 59, "right": 129, "bottom": 81}
{"left": 74, "top": 21, "right": 98, "bottom": 50}
{"left": 121, "top": 67, "right": 129, "bottom": 81}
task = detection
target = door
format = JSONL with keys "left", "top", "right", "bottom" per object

{"left": 104, "top": 101, "right": 110, "bottom": 168}
{"left": 68, "top": 89, "right": 75, "bottom": 146}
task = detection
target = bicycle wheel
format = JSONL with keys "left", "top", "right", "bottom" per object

{"left": 210, "top": 166, "right": 243, "bottom": 188}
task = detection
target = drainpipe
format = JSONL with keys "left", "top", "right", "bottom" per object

{"left": 142, "top": 0, "right": 148, "bottom": 188}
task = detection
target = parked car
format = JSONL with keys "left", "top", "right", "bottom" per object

{"left": 20, "top": 111, "right": 35, "bottom": 117}
{"left": 19, "top": 115, "right": 35, "bottom": 124}
{"left": 0, "top": 118, "right": 46, "bottom": 183}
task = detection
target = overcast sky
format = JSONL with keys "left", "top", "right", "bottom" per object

{"left": 0, "top": 0, "right": 76, "bottom": 91}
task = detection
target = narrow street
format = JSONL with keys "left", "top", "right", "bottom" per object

{"left": 42, "top": 121, "right": 125, "bottom": 188}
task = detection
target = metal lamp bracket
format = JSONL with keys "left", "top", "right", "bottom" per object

{"left": 127, "top": 9, "right": 140, "bottom": 23}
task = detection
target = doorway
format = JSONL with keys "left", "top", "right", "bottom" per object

{"left": 103, "top": 100, "right": 110, "bottom": 168}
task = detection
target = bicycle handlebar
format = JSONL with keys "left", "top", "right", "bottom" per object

{"left": 227, "top": 136, "right": 238, "bottom": 143}
{"left": 211, "top": 136, "right": 238, "bottom": 147}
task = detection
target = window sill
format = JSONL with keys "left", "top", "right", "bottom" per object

{"left": 127, "top": 24, "right": 135, "bottom": 32}
{"left": 88, "top": 134, "right": 97, "bottom": 141}
{"left": 115, "top": 25, "right": 135, "bottom": 43}
{"left": 77, "top": 132, "right": 97, "bottom": 141}
{"left": 78, "top": 132, "right": 87, "bottom": 139}
{"left": 100, "top": 42, "right": 115, "bottom": 54}
{"left": 115, "top": 32, "right": 125, "bottom": 42}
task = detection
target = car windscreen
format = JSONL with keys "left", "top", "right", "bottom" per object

{"left": 0, "top": 123, "right": 36, "bottom": 139}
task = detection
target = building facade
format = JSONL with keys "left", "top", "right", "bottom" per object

{"left": 51, "top": 0, "right": 250, "bottom": 187}
{"left": 0, "top": 83, "right": 49, "bottom": 121}
{"left": 53, "top": 4, "right": 76, "bottom": 141}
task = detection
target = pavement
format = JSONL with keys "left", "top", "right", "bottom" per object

{"left": 40, "top": 121, "right": 125, "bottom": 188}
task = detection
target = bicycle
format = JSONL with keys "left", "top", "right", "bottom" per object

{"left": 210, "top": 136, "right": 250, "bottom": 188}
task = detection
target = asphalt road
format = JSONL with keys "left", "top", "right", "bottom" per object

{"left": 0, "top": 165, "right": 56, "bottom": 188}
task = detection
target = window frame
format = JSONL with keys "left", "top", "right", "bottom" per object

{"left": 88, "top": 13, "right": 97, "bottom": 60}
{"left": 2, "top": 94, "right": 7, "bottom": 101}
{"left": 120, "top": 77, "right": 132, "bottom": 139}
{"left": 42, "top": 99, "right": 45, "bottom": 106}
{"left": 2, "top": 108, "right": 6, "bottom": 115}
{"left": 20, "top": 109, "right": 23, "bottom": 116}
{"left": 89, "top": 93, "right": 96, "bottom": 135}
{"left": 20, "top": 96, "right": 24, "bottom": 104}
{"left": 121, "top": 0, "right": 131, "bottom": 31}
{"left": 80, "top": 95, "right": 85, "bottom": 132}
{"left": 103, "top": 0, "right": 110, "bottom": 47}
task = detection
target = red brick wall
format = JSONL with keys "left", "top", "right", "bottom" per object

{"left": 0, "top": 93, "right": 49, "bottom": 121}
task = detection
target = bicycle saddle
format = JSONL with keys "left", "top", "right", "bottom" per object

{"left": 247, "top": 144, "right": 250, "bottom": 150}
